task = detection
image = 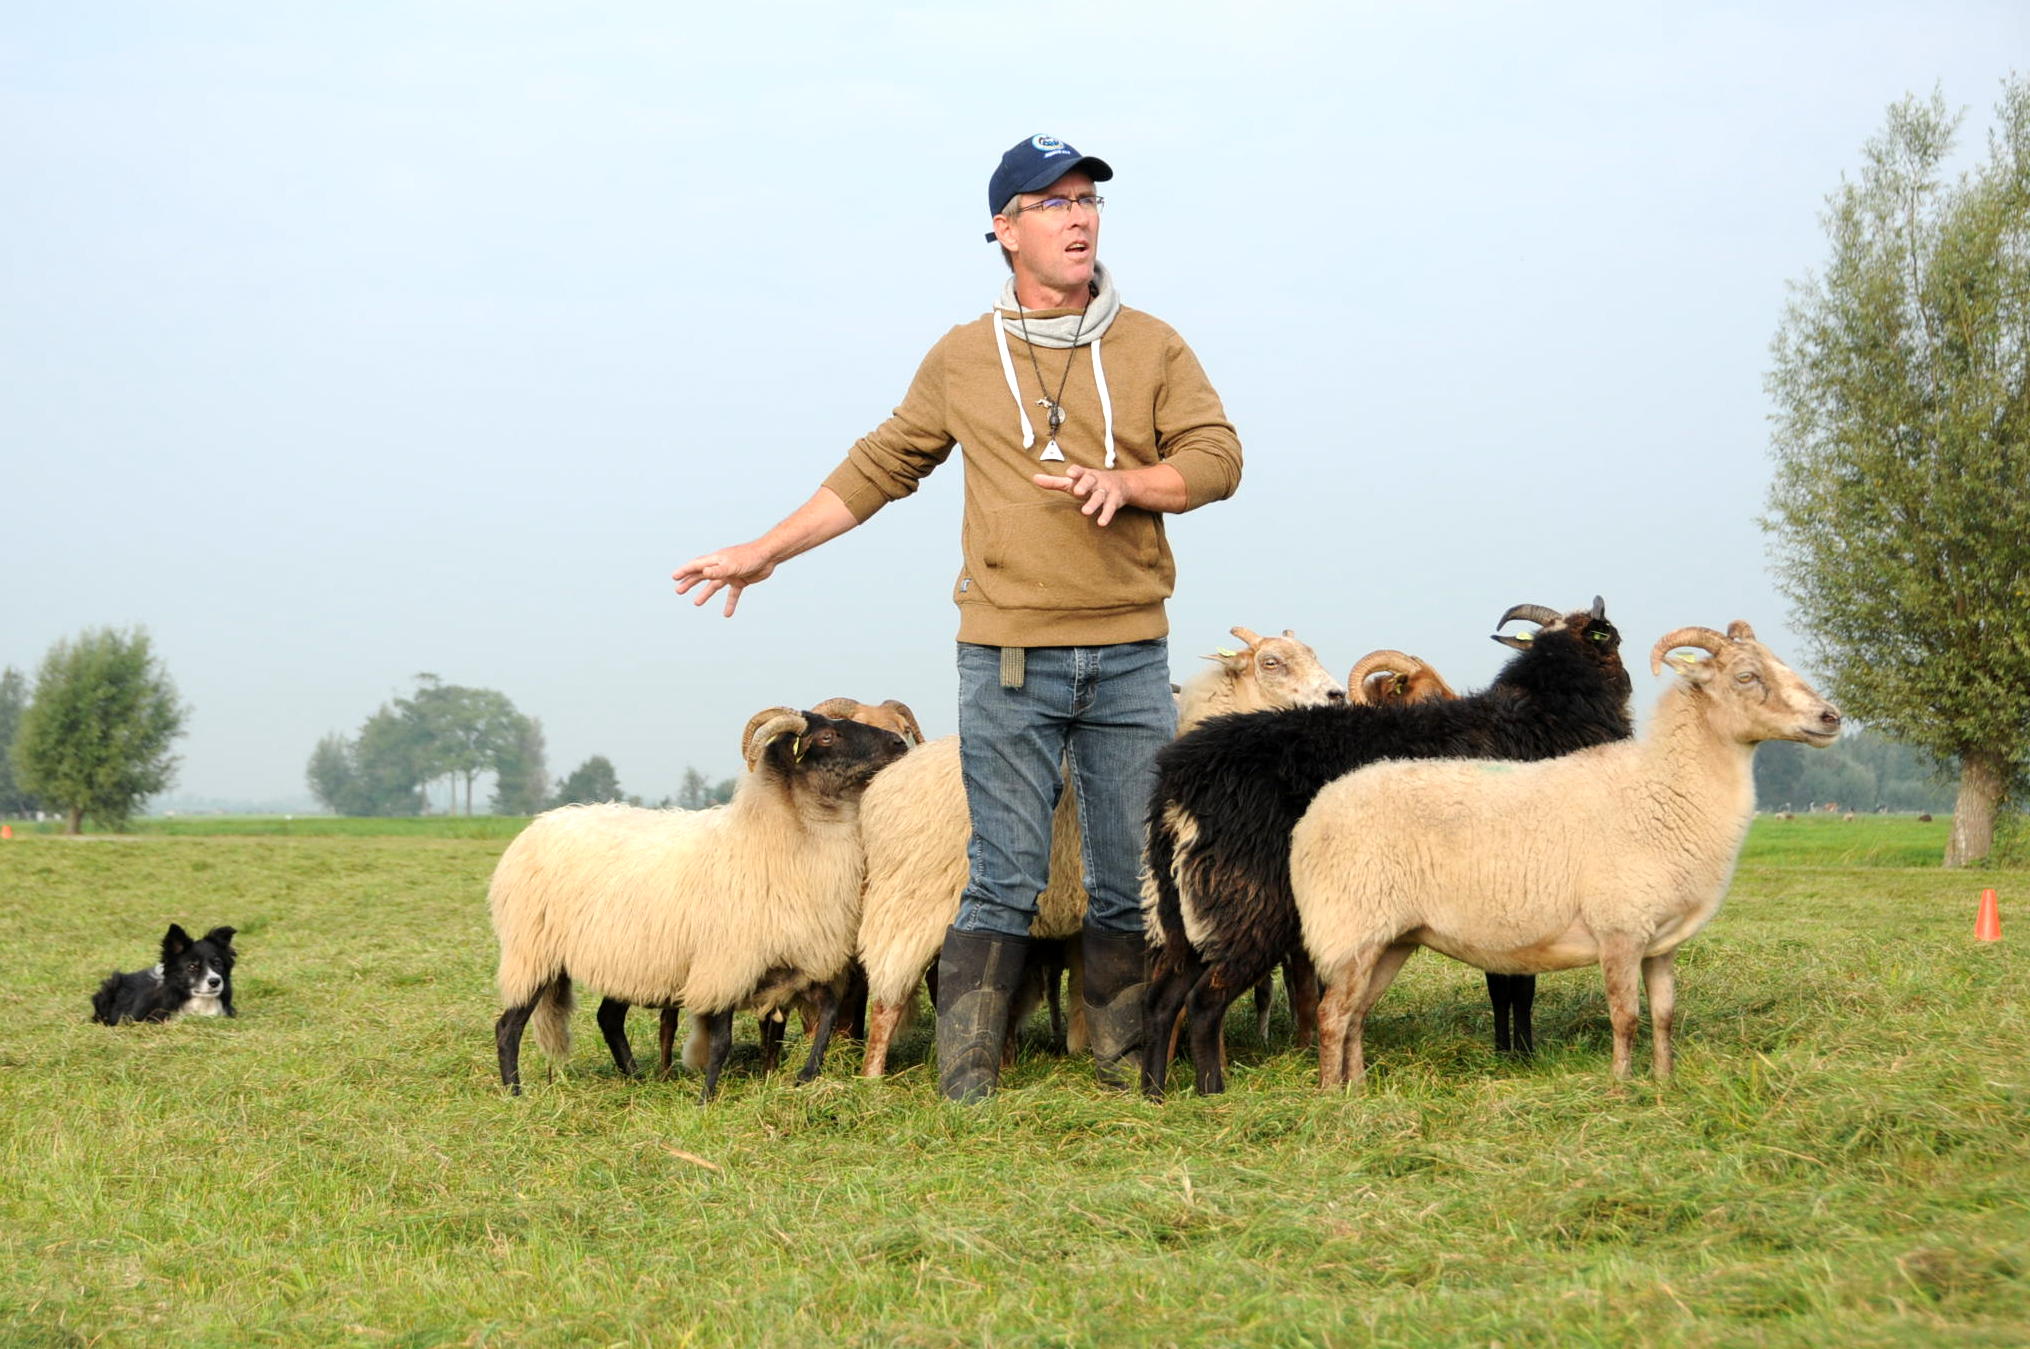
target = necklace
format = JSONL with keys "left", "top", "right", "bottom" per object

{"left": 1014, "top": 294, "right": 1091, "bottom": 463}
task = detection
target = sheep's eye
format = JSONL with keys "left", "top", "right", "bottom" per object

{"left": 1260, "top": 657, "right": 1281, "bottom": 669}
{"left": 1735, "top": 670, "right": 1759, "bottom": 684}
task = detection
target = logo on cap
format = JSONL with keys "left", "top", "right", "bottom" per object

{"left": 1031, "top": 134, "right": 1072, "bottom": 158}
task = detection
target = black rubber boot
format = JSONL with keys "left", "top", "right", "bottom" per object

{"left": 935, "top": 926, "right": 1030, "bottom": 1103}
{"left": 1082, "top": 926, "right": 1152, "bottom": 1090}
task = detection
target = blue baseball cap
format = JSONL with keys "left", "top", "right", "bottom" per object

{"left": 984, "top": 134, "right": 1114, "bottom": 241}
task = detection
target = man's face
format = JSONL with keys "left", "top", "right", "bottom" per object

{"left": 993, "top": 171, "right": 1100, "bottom": 299}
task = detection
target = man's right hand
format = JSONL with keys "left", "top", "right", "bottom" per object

{"left": 672, "top": 487, "right": 860, "bottom": 618}
{"left": 672, "top": 543, "right": 776, "bottom": 617}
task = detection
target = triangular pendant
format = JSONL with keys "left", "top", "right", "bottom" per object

{"left": 1040, "top": 440, "right": 1065, "bottom": 462}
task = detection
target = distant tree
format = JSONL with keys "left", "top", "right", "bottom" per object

{"left": 676, "top": 767, "right": 713, "bottom": 810}
{"left": 305, "top": 732, "right": 357, "bottom": 814}
{"left": 552, "top": 755, "right": 622, "bottom": 807}
{"left": 349, "top": 705, "right": 428, "bottom": 816}
{"left": 489, "top": 714, "right": 549, "bottom": 815}
{"left": 398, "top": 676, "right": 537, "bottom": 815}
{"left": 12, "top": 627, "right": 188, "bottom": 834}
{"left": 0, "top": 667, "right": 37, "bottom": 818}
{"left": 1765, "top": 78, "right": 2030, "bottom": 865}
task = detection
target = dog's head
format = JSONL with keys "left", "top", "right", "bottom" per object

{"left": 158, "top": 923, "right": 237, "bottom": 997}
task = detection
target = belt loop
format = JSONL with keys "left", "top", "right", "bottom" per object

{"left": 999, "top": 646, "right": 1026, "bottom": 689}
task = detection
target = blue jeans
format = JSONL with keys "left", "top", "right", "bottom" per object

{"left": 953, "top": 639, "right": 1177, "bottom": 939}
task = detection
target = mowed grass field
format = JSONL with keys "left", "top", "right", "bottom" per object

{"left": 1, "top": 816, "right": 2024, "bottom": 1347}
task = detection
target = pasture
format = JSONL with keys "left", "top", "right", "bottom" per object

{"left": 2, "top": 816, "right": 2024, "bottom": 1347}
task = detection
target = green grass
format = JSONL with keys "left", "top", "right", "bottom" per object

{"left": 2, "top": 814, "right": 533, "bottom": 839}
{"left": 2, "top": 820, "right": 2024, "bottom": 1346}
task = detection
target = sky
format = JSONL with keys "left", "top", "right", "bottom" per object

{"left": 3, "top": 2, "right": 2025, "bottom": 811}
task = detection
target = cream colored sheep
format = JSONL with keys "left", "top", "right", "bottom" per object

{"left": 490, "top": 706, "right": 908, "bottom": 1100}
{"left": 856, "top": 626, "right": 1346, "bottom": 1077}
{"left": 1290, "top": 621, "right": 1841, "bottom": 1088}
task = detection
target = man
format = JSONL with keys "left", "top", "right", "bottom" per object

{"left": 673, "top": 134, "right": 1242, "bottom": 1101}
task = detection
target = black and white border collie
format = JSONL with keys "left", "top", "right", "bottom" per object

{"left": 91, "top": 924, "right": 238, "bottom": 1024}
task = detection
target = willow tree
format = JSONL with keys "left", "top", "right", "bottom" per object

{"left": 1766, "top": 79, "right": 2030, "bottom": 866}
{"left": 13, "top": 628, "right": 188, "bottom": 834}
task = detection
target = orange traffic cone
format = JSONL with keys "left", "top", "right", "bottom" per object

{"left": 1975, "top": 888, "right": 2002, "bottom": 942}
{"left": 0, "top": 824, "right": 10, "bottom": 840}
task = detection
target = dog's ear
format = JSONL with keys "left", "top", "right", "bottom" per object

{"left": 203, "top": 926, "right": 237, "bottom": 952}
{"left": 161, "top": 924, "right": 192, "bottom": 960}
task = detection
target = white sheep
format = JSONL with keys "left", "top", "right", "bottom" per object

{"left": 1289, "top": 621, "right": 1841, "bottom": 1088}
{"left": 489, "top": 705, "right": 909, "bottom": 1100}
{"left": 856, "top": 626, "right": 1346, "bottom": 1077}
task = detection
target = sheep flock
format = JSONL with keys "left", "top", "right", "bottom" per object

{"left": 487, "top": 607, "right": 1840, "bottom": 1101}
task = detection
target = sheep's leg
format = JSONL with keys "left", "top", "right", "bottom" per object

{"left": 594, "top": 998, "right": 638, "bottom": 1078}
{"left": 1486, "top": 974, "right": 1539, "bottom": 1057}
{"left": 1065, "top": 940, "right": 1089, "bottom": 1055}
{"left": 759, "top": 1011, "right": 786, "bottom": 1075}
{"left": 699, "top": 1008, "right": 735, "bottom": 1103}
{"left": 797, "top": 985, "right": 842, "bottom": 1084}
{"left": 1044, "top": 950, "right": 1067, "bottom": 1055}
{"left": 838, "top": 961, "right": 869, "bottom": 1042}
{"left": 1487, "top": 972, "right": 1514, "bottom": 1053}
{"left": 1599, "top": 936, "right": 1645, "bottom": 1080}
{"left": 861, "top": 998, "right": 906, "bottom": 1078}
{"left": 1511, "top": 975, "right": 1537, "bottom": 1057}
{"left": 657, "top": 1007, "right": 681, "bottom": 1077}
{"left": 495, "top": 993, "right": 542, "bottom": 1096}
{"left": 1643, "top": 950, "right": 1677, "bottom": 1080}
{"left": 1251, "top": 977, "right": 1273, "bottom": 1042}
{"left": 1315, "top": 974, "right": 1359, "bottom": 1091}
{"left": 1139, "top": 955, "right": 1202, "bottom": 1100}
{"left": 1285, "top": 949, "right": 1321, "bottom": 1049}
{"left": 1317, "top": 944, "right": 1412, "bottom": 1090}
{"left": 1185, "top": 973, "right": 1242, "bottom": 1096}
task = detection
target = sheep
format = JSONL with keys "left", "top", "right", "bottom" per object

{"left": 1347, "top": 649, "right": 1457, "bottom": 706}
{"left": 1225, "top": 647, "right": 1459, "bottom": 1044}
{"left": 490, "top": 706, "right": 909, "bottom": 1100}
{"left": 603, "top": 695, "right": 929, "bottom": 1074}
{"left": 1140, "top": 597, "right": 1634, "bottom": 1099}
{"left": 854, "top": 626, "right": 1346, "bottom": 1078}
{"left": 1291, "top": 621, "right": 1842, "bottom": 1087}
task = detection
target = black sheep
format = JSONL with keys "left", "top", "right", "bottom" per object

{"left": 1141, "top": 597, "right": 1633, "bottom": 1097}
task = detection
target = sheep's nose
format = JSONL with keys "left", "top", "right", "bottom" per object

{"left": 1819, "top": 707, "right": 1842, "bottom": 730}
{"left": 1325, "top": 688, "right": 1346, "bottom": 703}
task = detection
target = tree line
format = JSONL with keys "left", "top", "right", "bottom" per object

{"left": 0, "top": 634, "right": 737, "bottom": 830}
{"left": 305, "top": 674, "right": 735, "bottom": 817}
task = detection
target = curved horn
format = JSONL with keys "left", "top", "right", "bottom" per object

{"left": 809, "top": 696, "right": 860, "bottom": 720}
{"left": 1496, "top": 603, "right": 1561, "bottom": 630}
{"left": 1726, "top": 620, "right": 1758, "bottom": 642}
{"left": 1649, "top": 627, "right": 1728, "bottom": 676}
{"left": 741, "top": 707, "right": 807, "bottom": 770}
{"left": 1229, "top": 626, "right": 1265, "bottom": 648}
{"left": 1347, "top": 649, "right": 1418, "bottom": 704}
{"left": 879, "top": 699, "right": 926, "bottom": 746}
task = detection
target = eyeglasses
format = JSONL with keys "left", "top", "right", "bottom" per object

{"left": 1005, "top": 194, "right": 1105, "bottom": 219}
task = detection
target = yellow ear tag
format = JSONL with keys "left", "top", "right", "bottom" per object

{"left": 793, "top": 735, "right": 809, "bottom": 764}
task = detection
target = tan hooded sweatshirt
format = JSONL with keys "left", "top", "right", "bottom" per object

{"left": 821, "top": 302, "right": 1243, "bottom": 648}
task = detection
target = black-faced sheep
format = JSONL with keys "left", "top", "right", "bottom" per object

{"left": 1291, "top": 622, "right": 1841, "bottom": 1087}
{"left": 855, "top": 627, "right": 1346, "bottom": 1078}
{"left": 1140, "top": 598, "right": 1634, "bottom": 1098}
{"left": 605, "top": 695, "right": 929, "bottom": 1075}
{"left": 489, "top": 706, "right": 908, "bottom": 1101}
